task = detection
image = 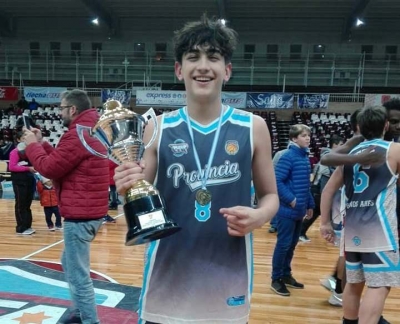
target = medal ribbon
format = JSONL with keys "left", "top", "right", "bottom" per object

{"left": 185, "top": 105, "right": 225, "bottom": 191}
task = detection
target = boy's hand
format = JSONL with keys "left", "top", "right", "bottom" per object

{"left": 320, "top": 223, "right": 335, "bottom": 244}
{"left": 220, "top": 206, "right": 264, "bottom": 236}
{"left": 114, "top": 161, "right": 146, "bottom": 195}
{"left": 304, "top": 209, "right": 313, "bottom": 220}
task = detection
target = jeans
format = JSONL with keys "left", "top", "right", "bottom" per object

{"left": 61, "top": 219, "right": 103, "bottom": 324}
{"left": 272, "top": 217, "right": 303, "bottom": 280}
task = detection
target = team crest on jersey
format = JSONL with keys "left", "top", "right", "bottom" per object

{"left": 225, "top": 140, "right": 239, "bottom": 155}
{"left": 169, "top": 139, "right": 189, "bottom": 157}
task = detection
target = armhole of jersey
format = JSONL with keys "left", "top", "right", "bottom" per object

{"left": 386, "top": 141, "right": 398, "bottom": 177}
{"left": 154, "top": 113, "right": 165, "bottom": 186}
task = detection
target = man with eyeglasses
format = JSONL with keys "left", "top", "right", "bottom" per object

{"left": 22, "top": 89, "right": 109, "bottom": 324}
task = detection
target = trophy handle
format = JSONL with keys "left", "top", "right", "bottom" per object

{"left": 76, "top": 124, "right": 108, "bottom": 159}
{"left": 142, "top": 108, "right": 158, "bottom": 150}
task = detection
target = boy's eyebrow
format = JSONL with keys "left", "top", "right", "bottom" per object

{"left": 186, "top": 47, "right": 222, "bottom": 55}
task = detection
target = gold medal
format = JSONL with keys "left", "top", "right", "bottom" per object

{"left": 195, "top": 189, "right": 212, "bottom": 206}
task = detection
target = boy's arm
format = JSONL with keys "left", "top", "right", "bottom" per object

{"left": 320, "top": 167, "right": 344, "bottom": 243}
{"left": 275, "top": 154, "right": 296, "bottom": 206}
{"left": 321, "top": 135, "right": 385, "bottom": 167}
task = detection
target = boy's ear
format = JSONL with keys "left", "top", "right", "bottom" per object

{"left": 175, "top": 62, "right": 183, "bottom": 81}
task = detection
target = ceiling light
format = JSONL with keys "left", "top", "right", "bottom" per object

{"left": 91, "top": 18, "right": 99, "bottom": 25}
{"left": 356, "top": 18, "right": 364, "bottom": 27}
{"left": 219, "top": 19, "right": 226, "bottom": 26}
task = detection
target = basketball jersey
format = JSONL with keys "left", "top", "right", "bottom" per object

{"left": 138, "top": 106, "right": 254, "bottom": 324}
{"left": 343, "top": 139, "right": 399, "bottom": 253}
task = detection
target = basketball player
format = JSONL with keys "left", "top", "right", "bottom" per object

{"left": 114, "top": 15, "right": 279, "bottom": 324}
{"left": 320, "top": 105, "right": 400, "bottom": 324}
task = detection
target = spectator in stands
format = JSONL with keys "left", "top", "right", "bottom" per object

{"left": 299, "top": 134, "right": 343, "bottom": 242}
{"left": 8, "top": 131, "right": 36, "bottom": 235}
{"left": 28, "top": 98, "right": 39, "bottom": 111}
{"left": 17, "top": 96, "right": 29, "bottom": 111}
{"left": 271, "top": 124, "right": 314, "bottom": 296}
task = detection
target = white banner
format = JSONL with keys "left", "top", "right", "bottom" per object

{"left": 221, "top": 92, "right": 247, "bottom": 108}
{"left": 24, "top": 87, "right": 68, "bottom": 104}
{"left": 364, "top": 94, "right": 400, "bottom": 106}
{"left": 136, "top": 90, "right": 247, "bottom": 108}
{"left": 136, "top": 90, "right": 187, "bottom": 106}
{"left": 132, "top": 86, "right": 161, "bottom": 96}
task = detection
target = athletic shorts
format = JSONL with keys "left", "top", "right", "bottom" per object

{"left": 345, "top": 250, "right": 400, "bottom": 287}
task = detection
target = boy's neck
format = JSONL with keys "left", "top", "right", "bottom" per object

{"left": 186, "top": 98, "right": 224, "bottom": 125}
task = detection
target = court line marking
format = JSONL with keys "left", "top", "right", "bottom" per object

{"left": 20, "top": 212, "right": 125, "bottom": 260}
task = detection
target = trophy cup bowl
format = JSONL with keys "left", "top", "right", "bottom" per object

{"left": 77, "top": 100, "right": 181, "bottom": 245}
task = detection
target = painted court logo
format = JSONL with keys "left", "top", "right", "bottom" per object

{"left": 169, "top": 139, "right": 189, "bottom": 157}
{"left": 225, "top": 140, "right": 239, "bottom": 155}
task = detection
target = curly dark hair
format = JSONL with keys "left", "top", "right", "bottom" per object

{"left": 173, "top": 14, "right": 238, "bottom": 64}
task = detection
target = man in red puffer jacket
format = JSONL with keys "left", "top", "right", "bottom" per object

{"left": 23, "top": 89, "right": 108, "bottom": 324}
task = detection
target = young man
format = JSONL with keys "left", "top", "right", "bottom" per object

{"left": 23, "top": 90, "right": 109, "bottom": 324}
{"left": 320, "top": 105, "right": 400, "bottom": 324}
{"left": 270, "top": 124, "right": 314, "bottom": 296}
{"left": 114, "top": 16, "right": 279, "bottom": 324}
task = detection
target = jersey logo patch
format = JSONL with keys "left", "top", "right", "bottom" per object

{"left": 225, "top": 140, "right": 239, "bottom": 155}
{"left": 169, "top": 139, "right": 189, "bottom": 157}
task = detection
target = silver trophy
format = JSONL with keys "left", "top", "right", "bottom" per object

{"left": 76, "top": 100, "right": 180, "bottom": 245}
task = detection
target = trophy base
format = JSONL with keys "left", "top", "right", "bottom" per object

{"left": 125, "top": 221, "right": 181, "bottom": 246}
{"left": 124, "top": 194, "right": 181, "bottom": 246}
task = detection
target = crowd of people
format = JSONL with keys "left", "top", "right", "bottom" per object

{"left": 0, "top": 14, "right": 398, "bottom": 324}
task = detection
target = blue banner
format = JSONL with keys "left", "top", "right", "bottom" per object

{"left": 102, "top": 89, "right": 132, "bottom": 105}
{"left": 298, "top": 93, "right": 329, "bottom": 109}
{"left": 246, "top": 93, "right": 294, "bottom": 109}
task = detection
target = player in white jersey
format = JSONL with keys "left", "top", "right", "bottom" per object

{"left": 320, "top": 105, "right": 400, "bottom": 324}
{"left": 114, "top": 15, "right": 279, "bottom": 324}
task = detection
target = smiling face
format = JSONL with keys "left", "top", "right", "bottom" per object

{"left": 174, "top": 45, "right": 232, "bottom": 104}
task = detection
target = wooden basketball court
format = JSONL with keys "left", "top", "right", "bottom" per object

{"left": 0, "top": 197, "right": 399, "bottom": 323}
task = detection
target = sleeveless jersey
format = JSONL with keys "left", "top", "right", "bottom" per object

{"left": 343, "top": 139, "right": 399, "bottom": 253}
{"left": 138, "top": 106, "right": 254, "bottom": 324}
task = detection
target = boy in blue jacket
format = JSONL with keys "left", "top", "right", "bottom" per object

{"left": 271, "top": 124, "right": 315, "bottom": 296}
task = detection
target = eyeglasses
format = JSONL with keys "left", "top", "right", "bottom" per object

{"left": 60, "top": 105, "right": 72, "bottom": 110}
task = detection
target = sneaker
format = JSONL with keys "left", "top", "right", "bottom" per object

{"left": 57, "top": 309, "right": 82, "bottom": 324}
{"left": 19, "top": 228, "right": 36, "bottom": 235}
{"left": 282, "top": 275, "right": 304, "bottom": 289}
{"left": 103, "top": 215, "right": 116, "bottom": 224}
{"left": 299, "top": 235, "right": 311, "bottom": 242}
{"left": 270, "top": 279, "right": 290, "bottom": 296}
{"left": 328, "top": 291, "right": 342, "bottom": 307}
{"left": 268, "top": 226, "right": 277, "bottom": 233}
{"left": 56, "top": 226, "right": 63, "bottom": 231}
{"left": 378, "top": 316, "right": 391, "bottom": 324}
{"left": 48, "top": 226, "right": 55, "bottom": 231}
{"left": 108, "top": 205, "right": 118, "bottom": 210}
{"left": 320, "top": 276, "right": 336, "bottom": 292}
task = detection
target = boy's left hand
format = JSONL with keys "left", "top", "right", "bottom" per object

{"left": 220, "top": 206, "right": 264, "bottom": 236}
{"left": 304, "top": 209, "right": 313, "bottom": 220}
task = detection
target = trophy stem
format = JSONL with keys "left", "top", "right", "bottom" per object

{"left": 125, "top": 179, "right": 159, "bottom": 203}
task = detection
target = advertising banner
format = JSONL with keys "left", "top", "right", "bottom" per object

{"left": 364, "top": 94, "right": 400, "bottom": 106}
{"left": 24, "top": 87, "right": 67, "bottom": 104}
{"left": 298, "top": 93, "right": 330, "bottom": 108}
{"left": 221, "top": 92, "right": 247, "bottom": 108}
{"left": 136, "top": 90, "right": 187, "bottom": 106}
{"left": 0, "top": 87, "right": 19, "bottom": 101}
{"left": 246, "top": 93, "right": 294, "bottom": 109}
{"left": 102, "top": 89, "right": 132, "bottom": 105}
